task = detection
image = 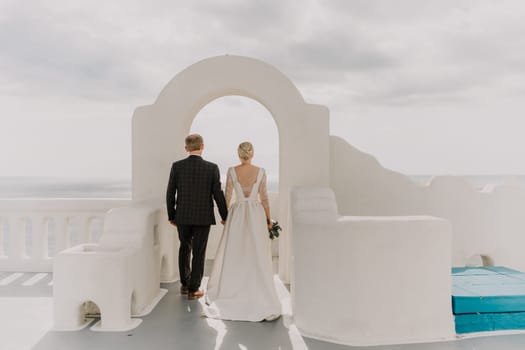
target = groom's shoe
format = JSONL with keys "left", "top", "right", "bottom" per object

{"left": 188, "top": 290, "right": 204, "bottom": 300}
{"left": 180, "top": 285, "right": 189, "bottom": 295}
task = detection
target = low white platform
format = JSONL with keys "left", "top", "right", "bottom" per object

{"left": 6, "top": 270, "right": 525, "bottom": 350}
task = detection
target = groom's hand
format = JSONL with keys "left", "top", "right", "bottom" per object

{"left": 169, "top": 220, "right": 177, "bottom": 227}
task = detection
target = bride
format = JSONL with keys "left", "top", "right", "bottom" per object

{"left": 203, "top": 142, "right": 281, "bottom": 321}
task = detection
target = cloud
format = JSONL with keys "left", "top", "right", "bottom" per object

{"left": 294, "top": 0, "right": 525, "bottom": 106}
{"left": 2, "top": 0, "right": 525, "bottom": 177}
{"left": 2, "top": 0, "right": 524, "bottom": 107}
{"left": 0, "top": 3, "right": 152, "bottom": 101}
{"left": 0, "top": 1, "right": 209, "bottom": 101}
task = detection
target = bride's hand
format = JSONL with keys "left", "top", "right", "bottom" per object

{"left": 267, "top": 223, "right": 273, "bottom": 230}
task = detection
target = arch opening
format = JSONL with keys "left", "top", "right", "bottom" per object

{"left": 190, "top": 96, "right": 280, "bottom": 259}
{"left": 190, "top": 96, "right": 279, "bottom": 191}
{"left": 83, "top": 300, "right": 101, "bottom": 318}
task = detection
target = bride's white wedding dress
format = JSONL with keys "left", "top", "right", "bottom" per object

{"left": 203, "top": 167, "right": 281, "bottom": 321}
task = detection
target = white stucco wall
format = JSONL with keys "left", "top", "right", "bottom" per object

{"left": 330, "top": 135, "right": 525, "bottom": 269}
{"left": 290, "top": 187, "right": 455, "bottom": 346}
{"left": 132, "top": 55, "right": 330, "bottom": 281}
{"left": 130, "top": 54, "right": 525, "bottom": 280}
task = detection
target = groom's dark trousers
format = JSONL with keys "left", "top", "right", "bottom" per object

{"left": 176, "top": 224, "right": 210, "bottom": 292}
{"left": 166, "top": 155, "right": 228, "bottom": 293}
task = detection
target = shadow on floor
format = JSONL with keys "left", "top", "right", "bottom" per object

{"left": 32, "top": 281, "right": 295, "bottom": 350}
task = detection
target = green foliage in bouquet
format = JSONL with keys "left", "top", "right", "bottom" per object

{"left": 268, "top": 220, "right": 281, "bottom": 240}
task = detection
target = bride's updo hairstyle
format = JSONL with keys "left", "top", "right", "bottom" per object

{"left": 238, "top": 142, "right": 254, "bottom": 161}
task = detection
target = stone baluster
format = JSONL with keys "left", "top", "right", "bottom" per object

{"left": 77, "top": 214, "right": 90, "bottom": 244}
{"left": 87, "top": 215, "right": 103, "bottom": 243}
{"left": 10, "top": 216, "right": 28, "bottom": 260}
{"left": 54, "top": 215, "right": 70, "bottom": 254}
{"left": 44, "top": 217, "right": 54, "bottom": 258}
{"left": 30, "top": 214, "right": 48, "bottom": 261}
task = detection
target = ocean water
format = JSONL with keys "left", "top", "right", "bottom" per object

{"left": 0, "top": 177, "right": 132, "bottom": 199}
{"left": 0, "top": 176, "right": 524, "bottom": 199}
{"left": 0, "top": 177, "right": 280, "bottom": 199}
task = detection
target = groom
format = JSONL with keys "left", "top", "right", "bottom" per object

{"left": 166, "top": 134, "right": 228, "bottom": 300}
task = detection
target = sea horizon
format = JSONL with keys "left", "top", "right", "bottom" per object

{"left": 0, "top": 175, "right": 524, "bottom": 199}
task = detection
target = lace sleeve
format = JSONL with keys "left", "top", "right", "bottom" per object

{"left": 259, "top": 170, "right": 271, "bottom": 220}
{"left": 225, "top": 168, "right": 234, "bottom": 208}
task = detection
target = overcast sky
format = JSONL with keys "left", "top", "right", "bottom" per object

{"left": 1, "top": 0, "right": 525, "bottom": 179}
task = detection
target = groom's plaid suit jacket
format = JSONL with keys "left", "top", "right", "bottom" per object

{"left": 166, "top": 155, "right": 228, "bottom": 225}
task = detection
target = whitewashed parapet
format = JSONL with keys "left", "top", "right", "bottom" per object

{"left": 330, "top": 136, "right": 525, "bottom": 270}
{"left": 291, "top": 187, "right": 455, "bottom": 346}
{"left": 0, "top": 199, "right": 131, "bottom": 272}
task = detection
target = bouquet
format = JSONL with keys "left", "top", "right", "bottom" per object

{"left": 268, "top": 220, "right": 281, "bottom": 240}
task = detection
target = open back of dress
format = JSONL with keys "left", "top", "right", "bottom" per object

{"left": 226, "top": 167, "right": 270, "bottom": 209}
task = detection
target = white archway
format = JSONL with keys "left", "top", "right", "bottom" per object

{"left": 131, "top": 55, "right": 330, "bottom": 281}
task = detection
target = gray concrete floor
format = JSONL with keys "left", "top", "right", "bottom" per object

{"left": 3, "top": 266, "right": 525, "bottom": 349}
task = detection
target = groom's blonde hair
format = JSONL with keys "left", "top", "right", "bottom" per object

{"left": 185, "top": 134, "right": 203, "bottom": 151}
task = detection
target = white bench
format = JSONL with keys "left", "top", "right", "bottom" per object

{"left": 290, "top": 187, "right": 455, "bottom": 346}
{"left": 53, "top": 207, "right": 166, "bottom": 331}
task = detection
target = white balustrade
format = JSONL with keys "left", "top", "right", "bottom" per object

{"left": 0, "top": 193, "right": 279, "bottom": 274}
{"left": 0, "top": 199, "right": 131, "bottom": 272}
